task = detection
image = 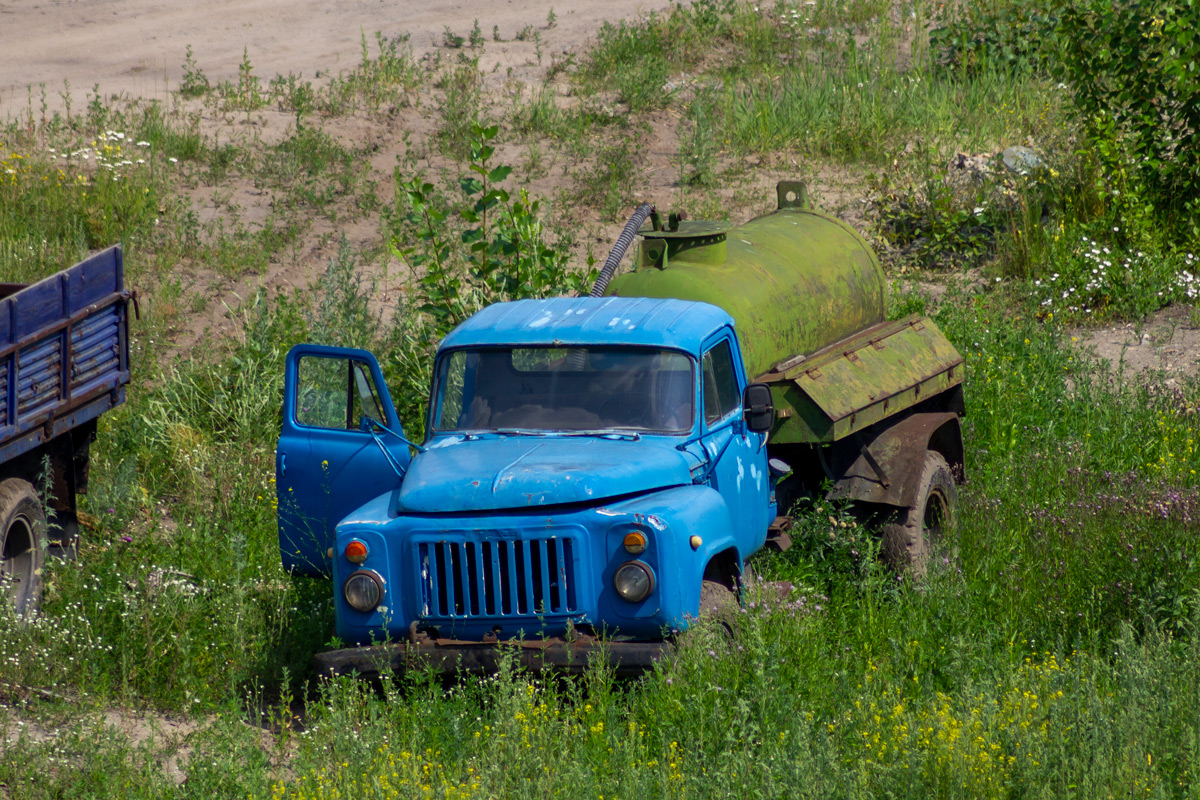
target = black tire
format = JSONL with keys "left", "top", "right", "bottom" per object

{"left": 881, "top": 451, "right": 957, "bottom": 577}
{"left": 0, "top": 479, "right": 47, "bottom": 617}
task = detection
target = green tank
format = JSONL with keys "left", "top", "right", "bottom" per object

{"left": 607, "top": 182, "right": 885, "bottom": 378}
{"left": 607, "top": 181, "right": 963, "bottom": 445}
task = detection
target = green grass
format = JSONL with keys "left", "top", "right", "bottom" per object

{"left": 0, "top": 127, "right": 166, "bottom": 280}
{"left": 1, "top": 1, "right": 1200, "bottom": 797}
{"left": 717, "top": 61, "right": 1066, "bottom": 163}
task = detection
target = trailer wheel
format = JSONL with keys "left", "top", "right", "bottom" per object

{"left": 882, "top": 451, "right": 956, "bottom": 577}
{"left": 0, "top": 479, "right": 47, "bottom": 617}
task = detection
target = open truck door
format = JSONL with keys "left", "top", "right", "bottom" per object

{"left": 276, "top": 344, "right": 412, "bottom": 576}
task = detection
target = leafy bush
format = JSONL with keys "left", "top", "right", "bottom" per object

{"left": 1055, "top": 0, "right": 1200, "bottom": 235}
{"left": 389, "top": 124, "right": 594, "bottom": 342}
{"left": 929, "top": 0, "right": 1061, "bottom": 75}
{"left": 872, "top": 174, "right": 996, "bottom": 269}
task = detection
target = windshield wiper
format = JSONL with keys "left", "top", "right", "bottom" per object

{"left": 488, "top": 428, "right": 641, "bottom": 441}
{"left": 556, "top": 429, "right": 642, "bottom": 441}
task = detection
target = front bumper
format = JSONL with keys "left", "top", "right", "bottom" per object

{"left": 313, "top": 635, "right": 671, "bottom": 680}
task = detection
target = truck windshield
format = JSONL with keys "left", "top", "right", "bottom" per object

{"left": 433, "top": 347, "right": 695, "bottom": 434}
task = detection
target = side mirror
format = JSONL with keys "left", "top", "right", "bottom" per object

{"left": 743, "top": 383, "right": 774, "bottom": 433}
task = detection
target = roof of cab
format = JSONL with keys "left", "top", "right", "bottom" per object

{"left": 439, "top": 296, "right": 733, "bottom": 351}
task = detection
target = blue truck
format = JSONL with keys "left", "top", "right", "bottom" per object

{"left": 0, "top": 246, "right": 132, "bottom": 615}
{"left": 277, "top": 186, "right": 965, "bottom": 677}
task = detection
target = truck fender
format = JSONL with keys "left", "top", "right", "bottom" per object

{"left": 827, "top": 411, "right": 963, "bottom": 510}
{"left": 602, "top": 485, "right": 742, "bottom": 617}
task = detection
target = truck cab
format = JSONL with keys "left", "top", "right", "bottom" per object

{"left": 276, "top": 296, "right": 774, "bottom": 646}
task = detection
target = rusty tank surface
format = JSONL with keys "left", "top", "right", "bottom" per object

{"left": 609, "top": 182, "right": 886, "bottom": 379}
{"left": 607, "top": 181, "right": 964, "bottom": 449}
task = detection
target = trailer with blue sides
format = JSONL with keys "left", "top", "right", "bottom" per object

{"left": 0, "top": 245, "right": 132, "bottom": 615}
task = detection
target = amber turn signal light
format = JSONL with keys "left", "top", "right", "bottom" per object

{"left": 623, "top": 531, "right": 647, "bottom": 555}
{"left": 345, "top": 540, "right": 369, "bottom": 564}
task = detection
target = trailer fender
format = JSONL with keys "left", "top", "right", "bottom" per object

{"left": 826, "top": 411, "right": 963, "bottom": 509}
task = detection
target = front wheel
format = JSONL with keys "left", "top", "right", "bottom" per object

{"left": 881, "top": 451, "right": 957, "bottom": 577}
{"left": 0, "top": 479, "right": 47, "bottom": 617}
{"left": 699, "top": 579, "right": 738, "bottom": 617}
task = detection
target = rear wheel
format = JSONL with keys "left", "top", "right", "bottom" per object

{"left": 0, "top": 479, "right": 47, "bottom": 617}
{"left": 881, "top": 451, "right": 956, "bottom": 577}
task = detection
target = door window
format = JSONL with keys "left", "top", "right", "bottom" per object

{"left": 295, "top": 355, "right": 386, "bottom": 430}
{"left": 702, "top": 339, "right": 739, "bottom": 426}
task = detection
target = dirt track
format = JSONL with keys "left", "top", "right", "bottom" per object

{"left": 0, "top": 0, "right": 669, "bottom": 118}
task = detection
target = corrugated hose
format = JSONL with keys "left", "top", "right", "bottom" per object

{"left": 588, "top": 202, "right": 655, "bottom": 297}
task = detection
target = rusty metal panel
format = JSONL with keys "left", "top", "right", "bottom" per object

{"left": 70, "top": 306, "right": 123, "bottom": 393}
{"left": 762, "top": 315, "right": 964, "bottom": 443}
{"left": 17, "top": 335, "right": 63, "bottom": 418}
{"left": 827, "top": 412, "right": 963, "bottom": 508}
{"left": 608, "top": 201, "right": 886, "bottom": 379}
{"left": 0, "top": 245, "right": 128, "bottom": 462}
{"left": 0, "top": 358, "right": 7, "bottom": 428}
{"left": 313, "top": 636, "right": 671, "bottom": 680}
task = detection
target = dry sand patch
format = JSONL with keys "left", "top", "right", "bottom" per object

{"left": 0, "top": 0, "right": 675, "bottom": 119}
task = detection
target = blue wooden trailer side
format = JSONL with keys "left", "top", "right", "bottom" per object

{"left": 0, "top": 245, "right": 132, "bottom": 614}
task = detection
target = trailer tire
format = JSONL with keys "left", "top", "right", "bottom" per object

{"left": 0, "top": 479, "right": 47, "bottom": 617}
{"left": 881, "top": 451, "right": 956, "bottom": 577}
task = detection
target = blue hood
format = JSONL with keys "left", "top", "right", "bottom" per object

{"left": 397, "top": 437, "right": 695, "bottom": 513}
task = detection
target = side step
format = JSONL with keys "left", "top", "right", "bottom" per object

{"left": 765, "top": 516, "right": 793, "bottom": 552}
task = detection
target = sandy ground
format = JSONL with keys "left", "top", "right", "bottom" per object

{"left": 4, "top": 0, "right": 1198, "bottom": 379}
{"left": 0, "top": 0, "right": 671, "bottom": 119}
{"left": 1074, "top": 304, "right": 1200, "bottom": 385}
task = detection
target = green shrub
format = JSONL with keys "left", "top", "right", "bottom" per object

{"left": 929, "top": 0, "right": 1061, "bottom": 75}
{"left": 1055, "top": 0, "right": 1200, "bottom": 236}
{"left": 390, "top": 124, "right": 594, "bottom": 341}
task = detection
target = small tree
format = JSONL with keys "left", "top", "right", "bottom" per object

{"left": 389, "top": 124, "right": 595, "bottom": 340}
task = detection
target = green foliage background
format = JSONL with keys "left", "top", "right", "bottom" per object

{"left": 0, "top": 0, "right": 1198, "bottom": 797}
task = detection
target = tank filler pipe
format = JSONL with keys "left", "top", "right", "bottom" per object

{"left": 588, "top": 202, "right": 655, "bottom": 297}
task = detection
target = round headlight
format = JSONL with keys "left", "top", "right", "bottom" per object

{"left": 613, "top": 561, "right": 655, "bottom": 603}
{"left": 343, "top": 570, "right": 385, "bottom": 612}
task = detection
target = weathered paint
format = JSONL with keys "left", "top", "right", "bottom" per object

{"left": 397, "top": 436, "right": 695, "bottom": 513}
{"left": 440, "top": 296, "right": 732, "bottom": 352}
{"left": 605, "top": 185, "right": 962, "bottom": 446}
{"left": 276, "top": 344, "right": 414, "bottom": 577}
{"left": 331, "top": 480, "right": 743, "bottom": 643}
{"left": 761, "top": 315, "right": 965, "bottom": 444}
{"left": 607, "top": 189, "right": 886, "bottom": 379}
{"left": 0, "top": 245, "right": 130, "bottom": 464}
